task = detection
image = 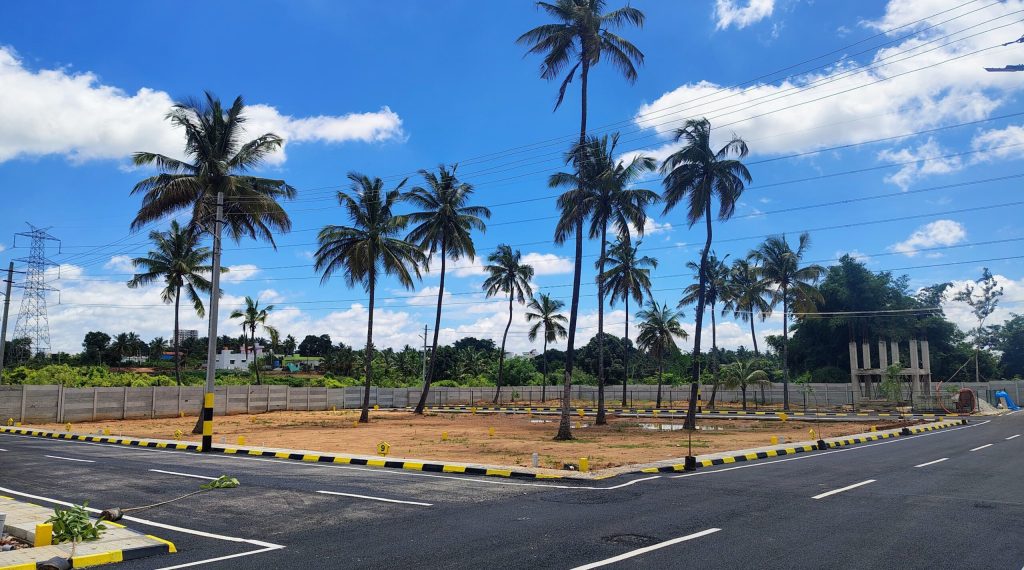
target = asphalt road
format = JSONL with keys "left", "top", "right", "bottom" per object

{"left": 1, "top": 412, "right": 1022, "bottom": 569}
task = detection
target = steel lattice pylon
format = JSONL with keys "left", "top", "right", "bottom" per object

{"left": 12, "top": 223, "right": 60, "bottom": 359}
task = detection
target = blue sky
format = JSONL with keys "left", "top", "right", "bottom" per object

{"left": 1, "top": 0, "right": 1023, "bottom": 354}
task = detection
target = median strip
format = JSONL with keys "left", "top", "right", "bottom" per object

{"left": 812, "top": 479, "right": 876, "bottom": 500}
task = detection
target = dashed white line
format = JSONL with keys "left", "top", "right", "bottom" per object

{"left": 319, "top": 487, "right": 432, "bottom": 505}
{"left": 1006, "top": 434, "right": 1021, "bottom": 440}
{"left": 44, "top": 454, "right": 94, "bottom": 463}
{"left": 969, "top": 444, "right": 994, "bottom": 452}
{"left": 0, "top": 448, "right": 7, "bottom": 452}
{"left": 812, "top": 479, "right": 876, "bottom": 500}
{"left": 149, "top": 469, "right": 218, "bottom": 481}
{"left": 914, "top": 458, "right": 949, "bottom": 468}
{"left": 570, "top": 528, "right": 722, "bottom": 570}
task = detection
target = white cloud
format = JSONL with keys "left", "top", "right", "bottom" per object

{"left": 0, "top": 46, "right": 404, "bottom": 165}
{"left": 627, "top": 218, "right": 673, "bottom": 239}
{"left": 714, "top": 0, "right": 774, "bottom": 30}
{"left": 838, "top": 249, "right": 872, "bottom": 264}
{"left": 103, "top": 255, "right": 136, "bottom": 273}
{"left": 0, "top": 243, "right": 5, "bottom": 253}
{"left": 942, "top": 273, "right": 1024, "bottom": 333}
{"left": 221, "top": 264, "right": 261, "bottom": 283}
{"left": 889, "top": 219, "right": 967, "bottom": 256}
{"left": 877, "top": 138, "right": 962, "bottom": 191}
{"left": 635, "top": 0, "right": 1024, "bottom": 163}
{"left": 971, "top": 123, "right": 1024, "bottom": 161}
{"left": 521, "top": 252, "right": 573, "bottom": 276}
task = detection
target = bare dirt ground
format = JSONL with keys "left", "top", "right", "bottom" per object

{"left": 34, "top": 411, "right": 901, "bottom": 470}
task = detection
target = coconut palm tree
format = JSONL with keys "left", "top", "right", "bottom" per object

{"left": 636, "top": 301, "right": 688, "bottom": 409}
{"left": 127, "top": 220, "right": 215, "bottom": 385}
{"left": 314, "top": 173, "right": 426, "bottom": 422}
{"left": 722, "top": 257, "right": 773, "bottom": 356}
{"left": 405, "top": 164, "right": 491, "bottom": 414}
{"left": 483, "top": 245, "right": 535, "bottom": 404}
{"left": 148, "top": 337, "right": 168, "bottom": 361}
{"left": 229, "top": 296, "right": 278, "bottom": 385}
{"left": 599, "top": 238, "right": 657, "bottom": 407}
{"left": 520, "top": 0, "right": 645, "bottom": 439}
{"left": 750, "top": 232, "right": 825, "bottom": 410}
{"left": 678, "top": 252, "right": 729, "bottom": 408}
{"left": 660, "top": 118, "right": 751, "bottom": 426}
{"left": 720, "top": 359, "right": 771, "bottom": 411}
{"left": 579, "top": 133, "right": 658, "bottom": 424}
{"left": 525, "top": 293, "right": 569, "bottom": 403}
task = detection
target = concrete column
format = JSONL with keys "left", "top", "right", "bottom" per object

{"left": 862, "top": 341, "right": 874, "bottom": 398}
{"left": 878, "top": 340, "right": 889, "bottom": 371}
{"left": 920, "top": 339, "right": 932, "bottom": 395}
{"left": 909, "top": 339, "right": 921, "bottom": 397}
{"left": 848, "top": 341, "right": 861, "bottom": 397}
{"left": 890, "top": 340, "right": 900, "bottom": 368}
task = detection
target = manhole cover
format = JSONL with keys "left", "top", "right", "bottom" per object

{"left": 603, "top": 534, "right": 659, "bottom": 547}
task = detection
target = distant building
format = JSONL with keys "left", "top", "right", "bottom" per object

{"left": 120, "top": 355, "right": 147, "bottom": 365}
{"left": 175, "top": 329, "right": 198, "bottom": 344}
{"left": 215, "top": 345, "right": 264, "bottom": 371}
{"left": 521, "top": 349, "right": 539, "bottom": 358}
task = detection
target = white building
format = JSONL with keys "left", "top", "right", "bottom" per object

{"left": 175, "top": 329, "right": 198, "bottom": 344}
{"left": 215, "top": 345, "right": 264, "bottom": 371}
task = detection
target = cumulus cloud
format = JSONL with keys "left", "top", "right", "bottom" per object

{"left": 103, "top": 255, "right": 136, "bottom": 273}
{"left": 942, "top": 273, "right": 1024, "bottom": 333}
{"left": 0, "top": 243, "right": 6, "bottom": 253}
{"left": 635, "top": 0, "right": 1024, "bottom": 163}
{"left": 877, "top": 138, "right": 963, "bottom": 191}
{"left": 0, "top": 46, "right": 404, "bottom": 165}
{"left": 627, "top": 218, "right": 674, "bottom": 239}
{"left": 521, "top": 252, "right": 573, "bottom": 276}
{"left": 889, "top": 219, "right": 967, "bottom": 256}
{"left": 971, "top": 123, "right": 1024, "bottom": 161}
{"left": 221, "top": 264, "right": 261, "bottom": 283}
{"left": 714, "top": 0, "right": 774, "bottom": 30}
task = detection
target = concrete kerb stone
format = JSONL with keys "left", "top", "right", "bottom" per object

{"left": 0, "top": 495, "right": 175, "bottom": 570}
{"left": 407, "top": 406, "right": 961, "bottom": 422}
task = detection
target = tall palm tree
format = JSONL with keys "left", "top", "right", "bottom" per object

{"left": 678, "top": 252, "right": 729, "bottom": 408}
{"left": 525, "top": 293, "right": 569, "bottom": 403}
{"left": 127, "top": 220, "right": 214, "bottom": 385}
{"left": 405, "top": 164, "right": 491, "bottom": 414}
{"left": 149, "top": 337, "right": 168, "bottom": 361}
{"left": 660, "top": 118, "right": 751, "bottom": 427}
{"left": 751, "top": 232, "right": 825, "bottom": 410}
{"left": 314, "top": 173, "right": 426, "bottom": 422}
{"left": 483, "top": 245, "right": 535, "bottom": 404}
{"left": 581, "top": 133, "right": 657, "bottom": 424}
{"left": 229, "top": 296, "right": 277, "bottom": 385}
{"left": 720, "top": 359, "right": 771, "bottom": 411}
{"left": 636, "top": 302, "right": 688, "bottom": 409}
{"left": 721, "top": 257, "right": 773, "bottom": 355}
{"left": 599, "top": 238, "right": 657, "bottom": 407}
{"left": 520, "top": 0, "right": 645, "bottom": 440}
{"left": 267, "top": 327, "right": 281, "bottom": 364}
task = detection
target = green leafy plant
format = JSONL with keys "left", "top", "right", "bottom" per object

{"left": 880, "top": 363, "right": 904, "bottom": 402}
{"left": 47, "top": 502, "right": 106, "bottom": 556}
{"left": 200, "top": 475, "right": 240, "bottom": 490}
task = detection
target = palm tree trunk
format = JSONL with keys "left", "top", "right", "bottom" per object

{"left": 782, "top": 288, "right": 790, "bottom": 410}
{"left": 750, "top": 316, "right": 759, "bottom": 355}
{"left": 709, "top": 301, "right": 718, "bottom": 409}
{"left": 252, "top": 324, "right": 261, "bottom": 385}
{"left": 541, "top": 335, "right": 549, "bottom": 403}
{"left": 685, "top": 203, "right": 713, "bottom": 429}
{"left": 555, "top": 58, "right": 588, "bottom": 441}
{"left": 415, "top": 242, "right": 446, "bottom": 414}
{"left": 622, "top": 296, "right": 629, "bottom": 408}
{"left": 656, "top": 347, "right": 663, "bottom": 409}
{"left": 173, "top": 287, "right": 181, "bottom": 386}
{"left": 494, "top": 295, "right": 513, "bottom": 404}
{"left": 360, "top": 274, "right": 376, "bottom": 423}
{"left": 596, "top": 223, "right": 608, "bottom": 425}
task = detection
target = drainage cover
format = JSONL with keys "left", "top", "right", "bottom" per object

{"left": 602, "top": 534, "right": 659, "bottom": 547}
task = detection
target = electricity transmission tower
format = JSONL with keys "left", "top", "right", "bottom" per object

{"left": 12, "top": 224, "right": 60, "bottom": 360}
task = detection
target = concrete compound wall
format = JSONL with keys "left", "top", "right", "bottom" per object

{"left": 1, "top": 381, "right": 1020, "bottom": 423}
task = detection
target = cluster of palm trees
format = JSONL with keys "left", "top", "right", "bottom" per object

{"left": 124, "top": 1, "right": 828, "bottom": 439}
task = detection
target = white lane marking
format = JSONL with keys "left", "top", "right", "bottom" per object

{"left": 671, "top": 420, "right": 990, "bottom": 479}
{"left": 149, "top": 469, "right": 218, "bottom": 481}
{"left": 970, "top": 444, "right": 993, "bottom": 451}
{"left": 316, "top": 490, "right": 432, "bottom": 506}
{"left": 0, "top": 431, "right": 661, "bottom": 491}
{"left": 570, "top": 528, "right": 721, "bottom": 570}
{"left": 0, "top": 448, "right": 6, "bottom": 451}
{"left": 914, "top": 458, "right": 949, "bottom": 468}
{"left": 0, "top": 485, "right": 283, "bottom": 548}
{"left": 154, "top": 546, "right": 282, "bottom": 570}
{"left": 812, "top": 479, "right": 876, "bottom": 500}
{"left": 1006, "top": 434, "right": 1021, "bottom": 440}
{"left": 44, "top": 454, "right": 95, "bottom": 463}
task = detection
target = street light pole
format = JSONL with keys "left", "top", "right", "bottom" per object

{"left": 0, "top": 263, "right": 13, "bottom": 383}
{"left": 201, "top": 190, "right": 225, "bottom": 452}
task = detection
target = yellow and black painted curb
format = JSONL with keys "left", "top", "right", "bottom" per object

{"left": 633, "top": 418, "right": 968, "bottom": 474}
{"left": 0, "top": 425, "right": 564, "bottom": 481}
{"left": 412, "top": 405, "right": 960, "bottom": 420}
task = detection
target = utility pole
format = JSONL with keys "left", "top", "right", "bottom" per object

{"left": 0, "top": 262, "right": 14, "bottom": 382}
{"left": 200, "top": 191, "right": 225, "bottom": 452}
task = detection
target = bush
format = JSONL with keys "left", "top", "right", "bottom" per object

{"left": 811, "top": 366, "right": 848, "bottom": 383}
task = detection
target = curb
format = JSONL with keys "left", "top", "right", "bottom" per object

{"left": 0, "top": 427, "right": 200, "bottom": 451}
{"left": 413, "top": 406, "right": 960, "bottom": 420}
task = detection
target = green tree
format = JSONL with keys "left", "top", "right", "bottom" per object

{"left": 599, "top": 237, "right": 657, "bottom": 406}
{"left": 229, "top": 296, "right": 277, "bottom": 385}
{"left": 721, "top": 257, "right": 773, "bottom": 355}
{"left": 282, "top": 334, "right": 297, "bottom": 356}
{"left": 405, "top": 164, "right": 491, "bottom": 413}
{"left": 992, "top": 313, "right": 1024, "bottom": 377}
{"left": 720, "top": 359, "right": 770, "bottom": 410}
{"left": 148, "top": 337, "right": 167, "bottom": 361}
{"left": 660, "top": 118, "right": 751, "bottom": 425}
{"left": 520, "top": 0, "right": 644, "bottom": 440}
{"left": 678, "top": 252, "right": 729, "bottom": 407}
{"left": 526, "top": 293, "right": 569, "bottom": 402}
{"left": 483, "top": 245, "right": 534, "bottom": 404}
{"left": 127, "top": 220, "right": 215, "bottom": 385}
{"left": 751, "top": 232, "right": 824, "bottom": 409}
{"left": 954, "top": 267, "right": 1004, "bottom": 382}
{"left": 636, "top": 301, "right": 688, "bottom": 408}
{"left": 314, "top": 173, "right": 426, "bottom": 422}
{"left": 81, "top": 332, "right": 111, "bottom": 366}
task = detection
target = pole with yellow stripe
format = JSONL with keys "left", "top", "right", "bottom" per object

{"left": 201, "top": 392, "right": 215, "bottom": 451}
{"left": 200, "top": 189, "right": 225, "bottom": 453}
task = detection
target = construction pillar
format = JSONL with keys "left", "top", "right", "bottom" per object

{"left": 861, "top": 341, "right": 873, "bottom": 398}
{"left": 878, "top": 339, "right": 889, "bottom": 371}
{"left": 848, "top": 341, "right": 861, "bottom": 398}
{"left": 909, "top": 339, "right": 921, "bottom": 398}
{"left": 920, "top": 339, "right": 932, "bottom": 395}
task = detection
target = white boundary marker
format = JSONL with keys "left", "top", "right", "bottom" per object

{"left": 316, "top": 490, "right": 432, "bottom": 506}
{"left": 1006, "top": 434, "right": 1020, "bottom": 440}
{"left": 44, "top": 454, "right": 94, "bottom": 463}
{"left": 570, "top": 528, "right": 721, "bottom": 569}
{"left": 812, "top": 479, "right": 876, "bottom": 500}
{"left": 914, "top": 458, "right": 949, "bottom": 468}
{"left": 969, "top": 444, "right": 993, "bottom": 451}
{"left": 149, "top": 469, "right": 218, "bottom": 481}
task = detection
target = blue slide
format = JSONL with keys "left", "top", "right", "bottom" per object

{"left": 994, "top": 390, "right": 1021, "bottom": 411}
